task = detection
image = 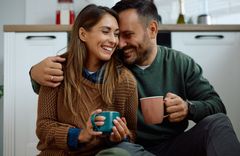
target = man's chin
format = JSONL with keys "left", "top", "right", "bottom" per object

{"left": 123, "top": 58, "right": 135, "bottom": 65}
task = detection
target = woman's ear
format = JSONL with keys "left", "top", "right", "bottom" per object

{"left": 79, "top": 27, "right": 87, "bottom": 41}
{"left": 148, "top": 20, "right": 158, "bottom": 39}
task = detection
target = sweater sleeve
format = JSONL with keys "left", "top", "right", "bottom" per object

{"left": 29, "top": 68, "right": 40, "bottom": 94}
{"left": 36, "top": 86, "right": 73, "bottom": 150}
{"left": 126, "top": 84, "right": 138, "bottom": 142}
{"left": 31, "top": 78, "right": 40, "bottom": 94}
{"left": 183, "top": 55, "right": 226, "bottom": 122}
{"left": 68, "top": 128, "right": 81, "bottom": 149}
{"left": 123, "top": 73, "right": 138, "bottom": 142}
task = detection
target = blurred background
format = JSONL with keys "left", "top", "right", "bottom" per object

{"left": 1, "top": 0, "right": 240, "bottom": 155}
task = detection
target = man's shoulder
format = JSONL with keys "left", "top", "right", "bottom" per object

{"left": 157, "top": 45, "right": 193, "bottom": 62}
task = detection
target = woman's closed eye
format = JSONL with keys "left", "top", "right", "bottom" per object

{"left": 101, "top": 27, "right": 119, "bottom": 37}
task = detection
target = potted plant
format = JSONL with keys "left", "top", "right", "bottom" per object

{"left": 0, "top": 85, "right": 3, "bottom": 98}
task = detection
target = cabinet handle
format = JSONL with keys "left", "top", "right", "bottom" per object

{"left": 25, "top": 35, "right": 56, "bottom": 40}
{"left": 195, "top": 35, "right": 224, "bottom": 40}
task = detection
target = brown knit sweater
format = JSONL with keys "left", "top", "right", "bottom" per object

{"left": 36, "top": 66, "right": 138, "bottom": 156}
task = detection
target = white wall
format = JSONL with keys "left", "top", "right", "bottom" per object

{"left": 0, "top": 0, "right": 25, "bottom": 155}
{"left": 25, "top": 0, "right": 120, "bottom": 24}
{"left": 22, "top": 0, "right": 240, "bottom": 25}
{"left": 155, "top": 0, "right": 240, "bottom": 24}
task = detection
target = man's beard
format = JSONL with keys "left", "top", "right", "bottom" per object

{"left": 135, "top": 48, "right": 152, "bottom": 65}
{"left": 120, "top": 44, "right": 149, "bottom": 65}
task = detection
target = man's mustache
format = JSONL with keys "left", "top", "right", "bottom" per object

{"left": 121, "top": 46, "right": 134, "bottom": 52}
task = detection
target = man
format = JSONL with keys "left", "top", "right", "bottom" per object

{"left": 30, "top": 0, "right": 240, "bottom": 155}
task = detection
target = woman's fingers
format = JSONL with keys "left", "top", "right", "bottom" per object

{"left": 94, "top": 116, "right": 105, "bottom": 126}
{"left": 90, "top": 109, "right": 102, "bottom": 115}
{"left": 91, "top": 109, "right": 105, "bottom": 127}
{"left": 116, "top": 117, "right": 129, "bottom": 135}
{"left": 110, "top": 126, "right": 122, "bottom": 142}
{"left": 110, "top": 117, "right": 129, "bottom": 142}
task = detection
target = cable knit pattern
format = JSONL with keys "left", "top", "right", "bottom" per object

{"left": 36, "top": 66, "right": 138, "bottom": 156}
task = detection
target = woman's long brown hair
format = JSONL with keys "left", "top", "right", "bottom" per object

{"left": 63, "top": 4, "right": 121, "bottom": 115}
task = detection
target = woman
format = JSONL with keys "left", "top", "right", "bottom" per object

{"left": 36, "top": 4, "right": 138, "bottom": 156}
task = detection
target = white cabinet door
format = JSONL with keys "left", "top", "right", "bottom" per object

{"left": 172, "top": 32, "right": 240, "bottom": 140}
{"left": 4, "top": 32, "right": 67, "bottom": 156}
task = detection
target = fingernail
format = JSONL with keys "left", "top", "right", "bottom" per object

{"left": 116, "top": 117, "right": 120, "bottom": 120}
{"left": 112, "top": 126, "right": 116, "bottom": 131}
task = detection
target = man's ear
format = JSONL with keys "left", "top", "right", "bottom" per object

{"left": 148, "top": 20, "right": 158, "bottom": 39}
{"left": 79, "top": 27, "right": 87, "bottom": 41}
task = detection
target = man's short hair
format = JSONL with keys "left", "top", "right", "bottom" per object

{"left": 112, "top": 0, "right": 159, "bottom": 27}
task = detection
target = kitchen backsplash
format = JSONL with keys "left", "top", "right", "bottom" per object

{"left": 25, "top": 0, "right": 240, "bottom": 24}
{"left": 156, "top": 0, "right": 240, "bottom": 24}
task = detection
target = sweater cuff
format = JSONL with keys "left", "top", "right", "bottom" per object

{"left": 55, "top": 126, "right": 70, "bottom": 149}
{"left": 29, "top": 67, "right": 40, "bottom": 94}
{"left": 68, "top": 128, "right": 81, "bottom": 150}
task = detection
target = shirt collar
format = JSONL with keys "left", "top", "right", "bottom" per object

{"left": 82, "top": 64, "right": 106, "bottom": 83}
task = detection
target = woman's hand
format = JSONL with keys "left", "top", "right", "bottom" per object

{"left": 109, "top": 117, "right": 130, "bottom": 142}
{"left": 78, "top": 109, "right": 104, "bottom": 143}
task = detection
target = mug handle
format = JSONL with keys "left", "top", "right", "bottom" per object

{"left": 91, "top": 113, "right": 99, "bottom": 131}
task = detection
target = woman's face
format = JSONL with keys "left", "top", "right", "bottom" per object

{"left": 80, "top": 13, "right": 119, "bottom": 69}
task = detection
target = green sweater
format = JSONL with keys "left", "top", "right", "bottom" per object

{"left": 126, "top": 46, "right": 226, "bottom": 146}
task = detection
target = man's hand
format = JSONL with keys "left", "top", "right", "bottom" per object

{"left": 30, "top": 56, "right": 66, "bottom": 87}
{"left": 164, "top": 92, "right": 188, "bottom": 122}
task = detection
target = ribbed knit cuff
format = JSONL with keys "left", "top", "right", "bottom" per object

{"left": 55, "top": 126, "right": 70, "bottom": 149}
{"left": 122, "top": 137, "right": 129, "bottom": 142}
{"left": 29, "top": 67, "right": 40, "bottom": 94}
{"left": 68, "top": 128, "right": 81, "bottom": 150}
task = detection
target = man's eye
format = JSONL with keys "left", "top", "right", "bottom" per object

{"left": 123, "top": 33, "right": 132, "bottom": 39}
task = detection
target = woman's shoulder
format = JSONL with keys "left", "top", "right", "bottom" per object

{"left": 118, "top": 66, "right": 137, "bottom": 86}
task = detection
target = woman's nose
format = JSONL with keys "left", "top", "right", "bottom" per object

{"left": 108, "top": 33, "right": 118, "bottom": 44}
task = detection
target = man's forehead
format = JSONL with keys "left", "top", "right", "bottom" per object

{"left": 118, "top": 9, "right": 143, "bottom": 33}
{"left": 119, "top": 9, "right": 139, "bottom": 26}
{"left": 119, "top": 9, "right": 138, "bottom": 21}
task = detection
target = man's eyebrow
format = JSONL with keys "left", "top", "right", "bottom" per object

{"left": 121, "top": 31, "right": 134, "bottom": 35}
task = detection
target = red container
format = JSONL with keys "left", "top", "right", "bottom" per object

{"left": 56, "top": 0, "right": 75, "bottom": 25}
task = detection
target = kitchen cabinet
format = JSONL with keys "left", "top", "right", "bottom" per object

{"left": 3, "top": 32, "right": 68, "bottom": 156}
{"left": 172, "top": 32, "right": 240, "bottom": 140}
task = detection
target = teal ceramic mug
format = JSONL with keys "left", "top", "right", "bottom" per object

{"left": 91, "top": 111, "right": 120, "bottom": 134}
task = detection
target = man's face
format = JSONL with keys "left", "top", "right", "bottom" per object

{"left": 118, "top": 9, "right": 152, "bottom": 65}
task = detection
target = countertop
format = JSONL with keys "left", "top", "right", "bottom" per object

{"left": 3, "top": 24, "right": 240, "bottom": 32}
